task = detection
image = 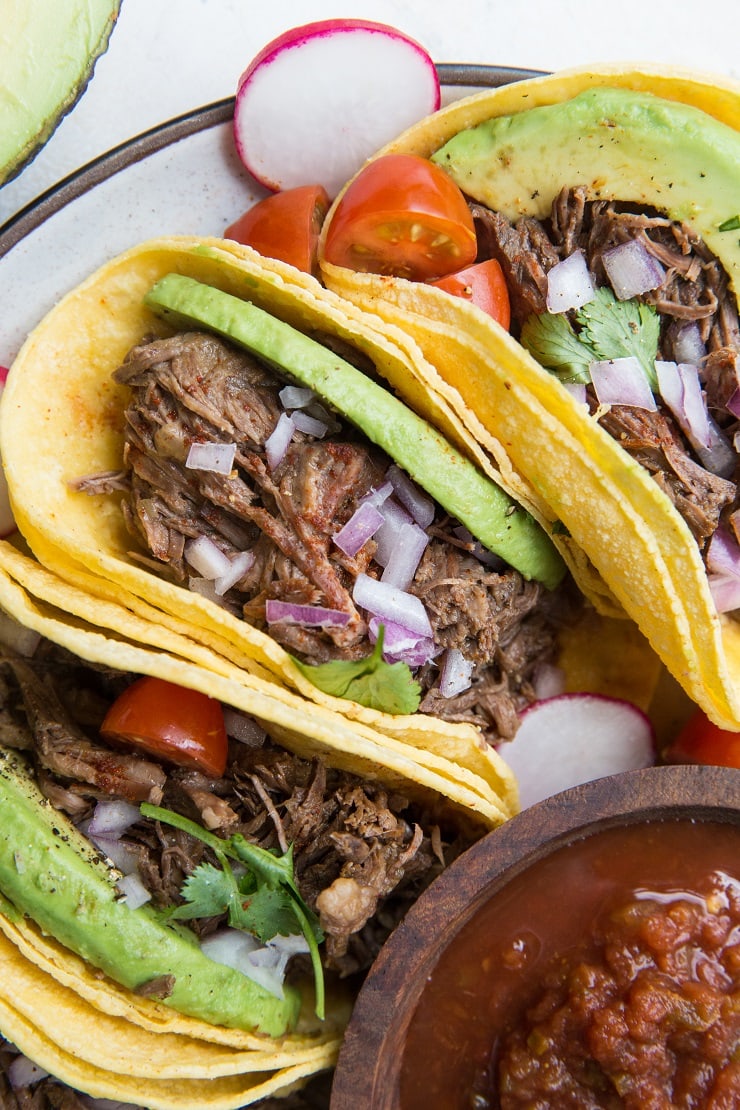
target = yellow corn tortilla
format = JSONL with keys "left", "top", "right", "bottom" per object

{"left": 318, "top": 64, "right": 740, "bottom": 731}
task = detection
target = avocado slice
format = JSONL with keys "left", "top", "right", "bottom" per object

{"left": 144, "top": 273, "right": 566, "bottom": 590}
{"left": 431, "top": 87, "right": 740, "bottom": 295}
{"left": 0, "top": 746, "right": 300, "bottom": 1035}
{"left": 0, "top": 0, "right": 121, "bottom": 186}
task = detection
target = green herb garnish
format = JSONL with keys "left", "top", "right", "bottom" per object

{"left": 521, "top": 287, "right": 661, "bottom": 391}
{"left": 719, "top": 215, "right": 740, "bottom": 232}
{"left": 291, "top": 625, "right": 422, "bottom": 714}
{"left": 140, "top": 803, "right": 325, "bottom": 1019}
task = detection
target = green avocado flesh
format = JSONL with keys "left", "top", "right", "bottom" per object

{"left": 431, "top": 87, "right": 740, "bottom": 297}
{"left": 0, "top": 747, "right": 300, "bottom": 1036}
{"left": 144, "top": 274, "right": 566, "bottom": 589}
{"left": 0, "top": 0, "right": 121, "bottom": 186}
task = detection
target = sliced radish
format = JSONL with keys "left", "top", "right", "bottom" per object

{"left": 234, "top": 20, "right": 440, "bottom": 197}
{"left": 0, "top": 367, "right": 17, "bottom": 539}
{"left": 498, "top": 694, "right": 655, "bottom": 810}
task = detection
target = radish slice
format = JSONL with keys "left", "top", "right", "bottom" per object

{"left": 498, "top": 694, "right": 655, "bottom": 809}
{"left": 0, "top": 367, "right": 17, "bottom": 538}
{"left": 234, "top": 20, "right": 440, "bottom": 197}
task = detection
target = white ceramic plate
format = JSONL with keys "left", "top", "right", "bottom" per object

{"left": 0, "top": 64, "right": 539, "bottom": 365}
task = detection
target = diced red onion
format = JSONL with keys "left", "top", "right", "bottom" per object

{"left": 185, "top": 535, "right": 232, "bottom": 580}
{"left": 368, "top": 618, "right": 438, "bottom": 667}
{"left": 728, "top": 388, "right": 740, "bottom": 420}
{"left": 8, "top": 1055, "right": 49, "bottom": 1089}
{"left": 265, "top": 599, "right": 351, "bottom": 627}
{"left": 590, "top": 357, "right": 657, "bottom": 411}
{"left": 562, "top": 382, "right": 588, "bottom": 406}
{"left": 373, "top": 498, "right": 413, "bottom": 568}
{"left": 706, "top": 524, "right": 740, "bottom": 579}
{"left": 602, "top": 238, "right": 666, "bottom": 300}
{"left": 545, "top": 249, "right": 595, "bottom": 313}
{"left": 214, "top": 550, "right": 256, "bottom": 596}
{"left": 353, "top": 573, "right": 433, "bottom": 638}
{"left": 222, "top": 708, "right": 267, "bottom": 747}
{"left": 385, "top": 464, "right": 435, "bottom": 528}
{"left": 292, "top": 410, "right": 329, "bottom": 438}
{"left": 452, "top": 526, "right": 505, "bottom": 569}
{"left": 656, "top": 361, "right": 734, "bottom": 475}
{"left": 695, "top": 419, "right": 736, "bottom": 479}
{"left": 672, "top": 321, "right": 706, "bottom": 365}
{"left": 359, "top": 481, "right": 394, "bottom": 510}
{"left": 117, "top": 872, "right": 152, "bottom": 909}
{"left": 380, "top": 521, "right": 429, "bottom": 590}
{"left": 88, "top": 799, "right": 141, "bottom": 839}
{"left": 709, "top": 573, "right": 740, "bottom": 614}
{"left": 279, "top": 384, "right": 315, "bottom": 409}
{"left": 333, "top": 501, "right": 385, "bottom": 557}
{"left": 185, "top": 441, "right": 237, "bottom": 475}
{"left": 265, "top": 412, "right": 295, "bottom": 470}
{"left": 438, "top": 648, "right": 474, "bottom": 698}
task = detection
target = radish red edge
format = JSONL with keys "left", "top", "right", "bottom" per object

{"left": 497, "top": 693, "right": 656, "bottom": 811}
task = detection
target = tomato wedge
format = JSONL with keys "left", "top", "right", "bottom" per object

{"left": 430, "top": 258, "right": 511, "bottom": 330}
{"left": 663, "top": 708, "right": 740, "bottom": 768}
{"left": 225, "top": 184, "right": 330, "bottom": 274}
{"left": 323, "top": 153, "right": 477, "bottom": 281}
{"left": 100, "top": 676, "right": 228, "bottom": 777}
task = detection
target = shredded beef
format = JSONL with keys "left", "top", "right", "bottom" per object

{"left": 471, "top": 185, "right": 740, "bottom": 559}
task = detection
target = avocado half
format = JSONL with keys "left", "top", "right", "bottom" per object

{"left": 0, "top": 0, "right": 121, "bottom": 187}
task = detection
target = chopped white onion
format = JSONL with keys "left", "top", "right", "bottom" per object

{"left": 117, "top": 872, "right": 152, "bottom": 909}
{"left": 185, "top": 535, "right": 233, "bottom": 580}
{"left": 201, "top": 927, "right": 261, "bottom": 970}
{"left": 279, "top": 384, "right": 315, "bottom": 409}
{"left": 214, "top": 550, "right": 256, "bottom": 596}
{"left": 373, "top": 497, "right": 413, "bottom": 568}
{"left": 222, "top": 707, "right": 267, "bottom": 747}
{"left": 385, "top": 464, "right": 435, "bottom": 528}
{"left": 88, "top": 799, "right": 141, "bottom": 839}
{"left": 185, "top": 441, "right": 237, "bottom": 475}
{"left": 562, "top": 381, "right": 588, "bottom": 406}
{"left": 333, "top": 500, "right": 384, "bottom": 557}
{"left": 353, "top": 573, "right": 433, "bottom": 638}
{"left": 602, "top": 238, "right": 666, "bottom": 300}
{"left": 438, "top": 648, "right": 474, "bottom": 698}
{"left": 200, "top": 928, "right": 304, "bottom": 1001}
{"left": 590, "top": 357, "right": 657, "bottom": 411}
{"left": 545, "top": 250, "right": 595, "bottom": 313}
{"left": 8, "top": 1054, "right": 49, "bottom": 1089}
{"left": 292, "top": 410, "right": 329, "bottom": 438}
{"left": 265, "top": 412, "right": 295, "bottom": 470}
{"left": 380, "top": 521, "right": 429, "bottom": 590}
{"left": 673, "top": 321, "right": 707, "bottom": 365}
{"left": 265, "top": 599, "right": 350, "bottom": 627}
{"left": 90, "top": 834, "right": 140, "bottom": 876}
{"left": 654, "top": 361, "right": 733, "bottom": 475}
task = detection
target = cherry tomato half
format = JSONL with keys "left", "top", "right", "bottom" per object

{"left": 100, "top": 676, "right": 228, "bottom": 777}
{"left": 429, "top": 258, "right": 511, "bottom": 330}
{"left": 323, "top": 153, "right": 477, "bottom": 282}
{"left": 663, "top": 708, "right": 740, "bottom": 768}
{"left": 225, "top": 184, "right": 330, "bottom": 275}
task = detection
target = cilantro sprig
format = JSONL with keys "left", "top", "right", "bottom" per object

{"left": 520, "top": 287, "right": 661, "bottom": 391}
{"left": 291, "top": 625, "right": 422, "bottom": 714}
{"left": 140, "top": 803, "right": 325, "bottom": 1019}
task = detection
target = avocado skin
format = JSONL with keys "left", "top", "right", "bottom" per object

{"left": 431, "top": 87, "right": 740, "bottom": 297}
{"left": 0, "top": 0, "right": 121, "bottom": 186}
{"left": 0, "top": 746, "right": 300, "bottom": 1036}
{"left": 144, "top": 274, "right": 565, "bottom": 589}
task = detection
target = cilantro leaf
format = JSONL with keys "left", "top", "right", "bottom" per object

{"left": 576, "top": 287, "right": 660, "bottom": 390}
{"left": 171, "top": 862, "right": 235, "bottom": 919}
{"left": 520, "top": 312, "right": 593, "bottom": 383}
{"left": 719, "top": 215, "right": 740, "bottom": 232}
{"left": 238, "top": 884, "right": 300, "bottom": 943}
{"left": 291, "top": 626, "right": 421, "bottom": 714}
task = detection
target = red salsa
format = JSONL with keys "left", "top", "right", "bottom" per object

{"left": 400, "top": 819, "right": 740, "bottom": 1109}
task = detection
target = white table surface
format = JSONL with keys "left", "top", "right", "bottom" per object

{"left": 1, "top": 0, "right": 738, "bottom": 230}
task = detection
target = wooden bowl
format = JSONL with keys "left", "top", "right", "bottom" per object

{"left": 329, "top": 763, "right": 740, "bottom": 1108}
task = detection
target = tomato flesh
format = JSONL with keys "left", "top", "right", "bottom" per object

{"left": 225, "top": 184, "right": 330, "bottom": 275}
{"left": 430, "top": 258, "right": 511, "bottom": 330}
{"left": 101, "top": 676, "right": 228, "bottom": 777}
{"left": 323, "top": 153, "right": 477, "bottom": 281}
{"left": 664, "top": 708, "right": 740, "bottom": 769}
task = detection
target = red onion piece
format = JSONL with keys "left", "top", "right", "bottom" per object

{"left": 656, "top": 361, "right": 734, "bottom": 476}
{"left": 360, "top": 481, "right": 394, "bottom": 510}
{"left": 334, "top": 500, "right": 384, "bottom": 557}
{"left": 186, "top": 441, "right": 236, "bottom": 475}
{"left": 438, "top": 648, "right": 474, "bottom": 698}
{"left": 373, "top": 497, "right": 413, "bottom": 568}
{"left": 385, "top": 464, "right": 435, "bottom": 527}
{"left": 380, "top": 520, "right": 429, "bottom": 589}
{"left": 368, "top": 617, "right": 437, "bottom": 667}
{"left": 706, "top": 524, "right": 740, "bottom": 578}
{"left": 214, "top": 550, "right": 256, "bottom": 596}
{"left": 562, "top": 381, "right": 588, "bottom": 406}
{"left": 353, "top": 572, "right": 432, "bottom": 638}
{"left": 727, "top": 388, "right": 740, "bottom": 419}
{"left": 708, "top": 573, "right": 740, "bottom": 613}
{"left": 452, "top": 526, "right": 504, "bottom": 569}
{"left": 545, "top": 249, "right": 595, "bottom": 313}
{"left": 590, "top": 357, "right": 657, "bottom": 411}
{"left": 265, "top": 412, "right": 295, "bottom": 469}
{"left": 265, "top": 599, "right": 351, "bottom": 627}
{"left": 185, "top": 535, "right": 232, "bottom": 580}
{"left": 602, "top": 238, "right": 665, "bottom": 300}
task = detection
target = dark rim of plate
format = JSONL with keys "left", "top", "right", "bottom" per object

{"left": 0, "top": 63, "right": 543, "bottom": 259}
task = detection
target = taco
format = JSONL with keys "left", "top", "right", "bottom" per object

{"left": 318, "top": 63, "right": 740, "bottom": 731}
{"left": 0, "top": 233, "right": 652, "bottom": 763}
